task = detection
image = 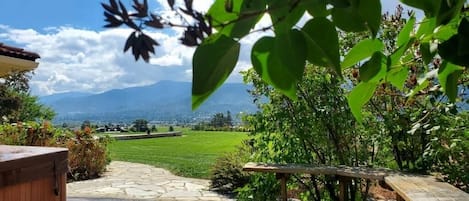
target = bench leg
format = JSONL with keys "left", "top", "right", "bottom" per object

{"left": 338, "top": 176, "right": 350, "bottom": 201}
{"left": 276, "top": 173, "right": 289, "bottom": 201}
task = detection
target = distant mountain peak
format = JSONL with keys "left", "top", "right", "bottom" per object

{"left": 39, "top": 81, "right": 256, "bottom": 123}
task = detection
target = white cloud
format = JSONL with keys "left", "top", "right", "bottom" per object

{"left": 150, "top": 54, "right": 183, "bottom": 66}
{"left": 0, "top": 0, "right": 419, "bottom": 96}
{"left": 0, "top": 25, "right": 201, "bottom": 96}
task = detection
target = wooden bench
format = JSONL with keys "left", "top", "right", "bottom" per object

{"left": 385, "top": 175, "right": 469, "bottom": 201}
{"left": 243, "top": 162, "right": 469, "bottom": 201}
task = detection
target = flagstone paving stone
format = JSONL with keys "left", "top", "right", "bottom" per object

{"left": 67, "top": 161, "right": 235, "bottom": 201}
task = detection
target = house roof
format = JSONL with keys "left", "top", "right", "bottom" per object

{"left": 0, "top": 43, "right": 40, "bottom": 77}
{"left": 0, "top": 43, "right": 40, "bottom": 61}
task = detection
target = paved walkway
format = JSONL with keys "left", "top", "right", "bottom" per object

{"left": 67, "top": 161, "right": 235, "bottom": 201}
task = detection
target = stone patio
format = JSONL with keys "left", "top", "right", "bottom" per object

{"left": 67, "top": 161, "right": 235, "bottom": 201}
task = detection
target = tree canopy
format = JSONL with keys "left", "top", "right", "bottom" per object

{"left": 102, "top": 0, "right": 468, "bottom": 120}
{"left": 0, "top": 72, "right": 55, "bottom": 122}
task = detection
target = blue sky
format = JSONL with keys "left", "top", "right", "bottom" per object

{"left": 0, "top": 0, "right": 413, "bottom": 96}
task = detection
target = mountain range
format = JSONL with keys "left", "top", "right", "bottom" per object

{"left": 40, "top": 81, "right": 258, "bottom": 124}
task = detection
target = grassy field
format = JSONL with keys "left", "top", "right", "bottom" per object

{"left": 108, "top": 130, "right": 248, "bottom": 179}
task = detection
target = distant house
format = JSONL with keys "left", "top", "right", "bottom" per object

{"left": 96, "top": 124, "right": 129, "bottom": 133}
{"left": 0, "top": 43, "right": 40, "bottom": 77}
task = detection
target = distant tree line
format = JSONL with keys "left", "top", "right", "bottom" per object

{"left": 193, "top": 111, "right": 251, "bottom": 132}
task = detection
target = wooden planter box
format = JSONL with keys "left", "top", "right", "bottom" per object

{"left": 0, "top": 145, "right": 68, "bottom": 201}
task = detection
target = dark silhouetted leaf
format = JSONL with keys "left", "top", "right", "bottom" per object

{"left": 124, "top": 31, "right": 137, "bottom": 52}
{"left": 167, "top": 0, "right": 175, "bottom": 9}
{"left": 119, "top": 0, "right": 129, "bottom": 20}
{"left": 102, "top": 2, "right": 119, "bottom": 15}
{"left": 110, "top": 0, "right": 118, "bottom": 9}
{"left": 104, "top": 12, "right": 124, "bottom": 28}
{"left": 132, "top": 0, "right": 148, "bottom": 17}
{"left": 145, "top": 17, "right": 164, "bottom": 29}
{"left": 142, "top": 33, "right": 159, "bottom": 54}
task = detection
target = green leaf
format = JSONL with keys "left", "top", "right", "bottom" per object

{"left": 359, "top": 52, "right": 387, "bottom": 82}
{"left": 416, "top": 17, "right": 436, "bottom": 41}
{"left": 433, "top": 18, "right": 459, "bottom": 41}
{"left": 208, "top": 0, "right": 265, "bottom": 38}
{"left": 251, "top": 31, "right": 307, "bottom": 99}
{"left": 439, "top": 17, "right": 469, "bottom": 67}
{"left": 358, "top": 0, "right": 381, "bottom": 37}
{"left": 192, "top": 34, "right": 240, "bottom": 109}
{"left": 436, "top": 0, "right": 465, "bottom": 26}
{"left": 268, "top": 0, "right": 305, "bottom": 34}
{"left": 400, "top": 0, "right": 441, "bottom": 17}
{"left": 251, "top": 37, "right": 273, "bottom": 79}
{"left": 438, "top": 62, "right": 464, "bottom": 102}
{"left": 302, "top": 17, "right": 341, "bottom": 75}
{"left": 397, "top": 16, "right": 415, "bottom": 47}
{"left": 389, "top": 37, "right": 415, "bottom": 68}
{"left": 407, "top": 72, "right": 431, "bottom": 98}
{"left": 387, "top": 66, "right": 409, "bottom": 90}
{"left": 420, "top": 42, "right": 437, "bottom": 65}
{"left": 347, "top": 82, "right": 378, "bottom": 122}
{"left": 275, "top": 30, "right": 307, "bottom": 80}
{"left": 208, "top": 0, "right": 238, "bottom": 29}
{"left": 341, "top": 39, "right": 383, "bottom": 69}
{"left": 331, "top": 6, "right": 367, "bottom": 32}
{"left": 304, "top": 0, "right": 329, "bottom": 17}
{"left": 327, "top": 0, "right": 351, "bottom": 8}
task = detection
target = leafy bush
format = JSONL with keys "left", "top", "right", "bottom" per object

{"left": 65, "top": 127, "right": 111, "bottom": 181}
{"left": 237, "top": 66, "right": 385, "bottom": 201}
{"left": 0, "top": 121, "right": 59, "bottom": 146}
{"left": 210, "top": 140, "right": 252, "bottom": 195}
{"left": 423, "top": 110, "right": 469, "bottom": 192}
{"left": 0, "top": 122, "right": 111, "bottom": 181}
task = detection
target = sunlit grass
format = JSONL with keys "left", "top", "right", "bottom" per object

{"left": 108, "top": 130, "right": 248, "bottom": 179}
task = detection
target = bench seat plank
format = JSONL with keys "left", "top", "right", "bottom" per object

{"left": 243, "top": 162, "right": 395, "bottom": 181}
{"left": 385, "top": 175, "right": 469, "bottom": 201}
{"left": 243, "top": 162, "right": 469, "bottom": 201}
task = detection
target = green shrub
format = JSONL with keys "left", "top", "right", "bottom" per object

{"left": 424, "top": 111, "right": 469, "bottom": 192}
{"left": 0, "top": 121, "right": 59, "bottom": 146}
{"left": 65, "top": 127, "right": 111, "bottom": 181}
{"left": 210, "top": 140, "right": 252, "bottom": 195}
{"left": 0, "top": 122, "right": 110, "bottom": 181}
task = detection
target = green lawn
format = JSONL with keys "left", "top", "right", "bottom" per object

{"left": 108, "top": 130, "right": 248, "bottom": 179}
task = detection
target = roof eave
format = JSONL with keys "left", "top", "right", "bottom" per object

{"left": 0, "top": 55, "right": 39, "bottom": 77}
